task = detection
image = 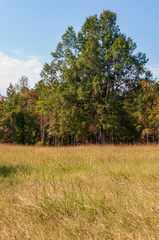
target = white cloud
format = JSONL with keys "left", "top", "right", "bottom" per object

{"left": 0, "top": 52, "right": 43, "bottom": 95}
{"left": 148, "top": 64, "right": 159, "bottom": 81}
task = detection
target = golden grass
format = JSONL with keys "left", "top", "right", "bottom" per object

{"left": 0, "top": 144, "right": 159, "bottom": 239}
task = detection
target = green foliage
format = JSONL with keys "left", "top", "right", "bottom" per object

{"left": 0, "top": 10, "right": 158, "bottom": 145}
{"left": 37, "top": 10, "right": 152, "bottom": 145}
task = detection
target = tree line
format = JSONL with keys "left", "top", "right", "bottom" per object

{"left": 0, "top": 10, "right": 159, "bottom": 145}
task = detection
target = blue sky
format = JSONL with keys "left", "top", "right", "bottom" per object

{"left": 0, "top": 0, "right": 159, "bottom": 94}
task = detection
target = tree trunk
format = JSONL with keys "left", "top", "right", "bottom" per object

{"left": 111, "top": 130, "right": 114, "bottom": 144}
{"left": 140, "top": 130, "right": 142, "bottom": 143}
{"left": 157, "top": 127, "right": 159, "bottom": 143}
{"left": 101, "top": 125, "right": 106, "bottom": 145}
{"left": 147, "top": 133, "right": 149, "bottom": 144}
{"left": 12, "top": 128, "right": 14, "bottom": 144}
{"left": 153, "top": 133, "right": 155, "bottom": 143}
{"left": 40, "top": 115, "right": 46, "bottom": 144}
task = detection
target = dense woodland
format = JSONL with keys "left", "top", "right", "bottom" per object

{"left": 0, "top": 10, "right": 159, "bottom": 145}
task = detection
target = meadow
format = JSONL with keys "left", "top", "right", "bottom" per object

{"left": 0, "top": 144, "right": 159, "bottom": 240}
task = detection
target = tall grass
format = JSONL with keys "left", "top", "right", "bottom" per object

{"left": 0, "top": 144, "right": 159, "bottom": 239}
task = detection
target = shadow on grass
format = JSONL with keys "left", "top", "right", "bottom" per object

{"left": 0, "top": 165, "right": 32, "bottom": 178}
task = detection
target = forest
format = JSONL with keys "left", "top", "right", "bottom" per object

{"left": 0, "top": 10, "right": 159, "bottom": 145}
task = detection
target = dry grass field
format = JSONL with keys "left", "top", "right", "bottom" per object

{"left": 0, "top": 144, "right": 159, "bottom": 240}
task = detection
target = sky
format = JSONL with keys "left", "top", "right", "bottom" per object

{"left": 0, "top": 0, "right": 159, "bottom": 95}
